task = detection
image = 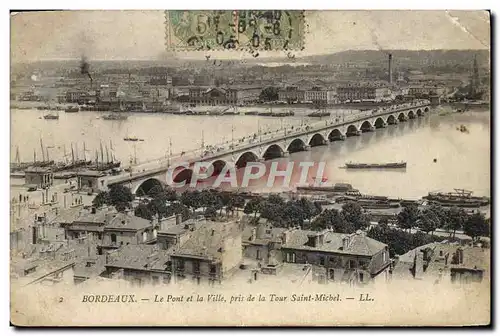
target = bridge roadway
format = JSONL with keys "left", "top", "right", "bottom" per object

{"left": 104, "top": 100, "right": 431, "bottom": 193}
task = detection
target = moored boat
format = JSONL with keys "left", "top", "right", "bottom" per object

{"left": 43, "top": 114, "right": 59, "bottom": 120}
{"left": 65, "top": 106, "right": 80, "bottom": 113}
{"left": 102, "top": 114, "right": 128, "bottom": 120}
{"left": 345, "top": 161, "right": 407, "bottom": 169}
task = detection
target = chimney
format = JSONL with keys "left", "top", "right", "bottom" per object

{"left": 388, "top": 53, "right": 393, "bottom": 84}
{"left": 32, "top": 226, "right": 38, "bottom": 244}
{"left": 175, "top": 213, "right": 182, "bottom": 225}
{"left": 250, "top": 227, "right": 256, "bottom": 241}
{"left": 342, "top": 236, "right": 350, "bottom": 251}
{"left": 457, "top": 248, "right": 464, "bottom": 264}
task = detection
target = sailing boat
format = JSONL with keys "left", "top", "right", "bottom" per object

{"left": 123, "top": 128, "right": 140, "bottom": 142}
{"left": 44, "top": 109, "right": 59, "bottom": 120}
{"left": 92, "top": 140, "right": 121, "bottom": 171}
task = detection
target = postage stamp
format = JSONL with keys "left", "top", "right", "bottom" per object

{"left": 165, "top": 10, "right": 305, "bottom": 51}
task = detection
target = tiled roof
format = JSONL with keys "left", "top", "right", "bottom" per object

{"left": 104, "top": 213, "right": 152, "bottom": 231}
{"left": 282, "top": 229, "right": 387, "bottom": 256}
{"left": 73, "top": 255, "right": 107, "bottom": 279}
{"left": 172, "top": 220, "right": 240, "bottom": 261}
{"left": 106, "top": 245, "right": 171, "bottom": 271}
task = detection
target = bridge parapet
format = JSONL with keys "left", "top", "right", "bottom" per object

{"left": 105, "top": 101, "right": 431, "bottom": 190}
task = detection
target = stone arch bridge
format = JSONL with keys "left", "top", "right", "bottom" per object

{"left": 105, "top": 103, "right": 431, "bottom": 195}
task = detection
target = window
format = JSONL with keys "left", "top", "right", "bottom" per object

{"left": 348, "top": 260, "right": 357, "bottom": 269}
{"left": 359, "top": 272, "right": 365, "bottom": 283}
{"left": 256, "top": 249, "right": 261, "bottom": 260}
{"left": 193, "top": 261, "right": 200, "bottom": 274}
{"left": 319, "top": 256, "right": 325, "bottom": 266}
{"left": 286, "top": 252, "right": 296, "bottom": 263}
{"left": 209, "top": 265, "right": 216, "bottom": 274}
{"left": 111, "top": 234, "right": 117, "bottom": 244}
{"left": 328, "top": 269, "right": 335, "bottom": 280}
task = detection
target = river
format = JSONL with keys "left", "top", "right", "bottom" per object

{"left": 10, "top": 105, "right": 490, "bottom": 199}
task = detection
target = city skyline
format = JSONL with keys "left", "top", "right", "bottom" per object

{"left": 11, "top": 10, "right": 490, "bottom": 62}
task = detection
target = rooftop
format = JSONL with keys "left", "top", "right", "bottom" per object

{"left": 242, "top": 224, "right": 286, "bottom": 245}
{"left": 158, "top": 218, "right": 204, "bottom": 236}
{"left": 282, "top": 229, "right": 387, "bottom": 256}
{"left": 25, "top": 167, "right": 52, "bottom": 173}
{"left": 105, "top": 244, "right": 171, "bottom": 271}
{"left": 104, "top": 212, "right": 153, "bottom": 231}
{"left": 77, "top": 170, "right": 106, "bottom": 178}
{"left": 171, "top": 220, "right": 241, "bottom": 261}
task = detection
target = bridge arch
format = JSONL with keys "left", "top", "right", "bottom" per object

{"left": 235, "top": 151, "right": 259, "bottom": 169}
{"left": 346, "top": 124, "right": 359, "bottom": 136}
{"left": 173, "top": 168, "right": 194, "bottom": 184}
{"left": 424, "top": 107, "right": 429, "bottom": 113}
{"left": 416, "top": 108, "right": 423, "bottom": 116}
{"left": 360, "top": 120, "right": 374, "bottom": 132}
{"left": 386, "top": 115, "right": 397, "bottom": 125}
{"left": 211, "top": 159, "right": 228, "bottom": 177}
{"left": 328, "top": 129, "right": 344, "bottom": 141}
{"left": 262, "top": 144, "right": 285, "bottom": 160}
{"left": 308, "top": 133, "right": 327, "bottom": 147}
{"left": 287, "top": 138, "right": 307, "bottom": 153}
{"left": 398, "top": 112, "right": 407, "bottom": 121}
{"left": 374, "top": 117, "right": 386, "bottom": 128}
{"left": 134, "top": 178, "right": 163, "bottom": 196}
{"left": 408, "top": 110, "right": 416, "bottom": 119}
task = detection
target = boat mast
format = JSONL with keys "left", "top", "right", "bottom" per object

{"left": 15, "top": 146, "right": 20, "bottom": 164}
{"left": 99, "top": 141, "right": 104, "bottom": 164}
{"left": 95, "top": 150, "right": 99, "bottom": 169}
{"left": 133, "top": 143, "right": 137, "bottom": 165}
{"left": 83, "top": 142, "right": 87, "bottom": 162}
{"left": 106, "top": 145, "right": 110, "bottom": 164}
{"left": 63, "top": 144, "right": 68, "bottom": 164}
{"left": 33, "top": 149, "right": 36, "bottom": 164}
{"left": 71, "top": 144, "right": 75, "bottom": 164}
{"left": 75, "top": 142, "right": 79, "bottom": 161}
{"left": 40, "top": 138, "right": 45, "bottom": 162}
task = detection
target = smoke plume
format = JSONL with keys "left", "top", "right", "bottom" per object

{"left": 80, "top": 55, "right": 93, "bottom": 82}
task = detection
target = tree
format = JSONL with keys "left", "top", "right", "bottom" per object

{"left": 259, "top": 87, "right": 279, "bottom": 102}
{"left": 341, "top": 201, "right": 369, "bottom": 231}
{"left": 92, "top": 191, "right": 109, "bottom": 208}
{"left": 427, "top": 204, "right": 448, "bottom": 229}
{"left": 134, "top": 202, "right": 154, "bottom": 220}
{"left": 397, "top": 204, "right": 420, "bottom": 232}
{"left": 244, "top": 197, "right": 262, "bottom": 219}
{"left": 180, "top": 190, "right": 201, "bottom": 212}
{"left": 445, "top": 206, "right": 467, "bottom": 238}
{"left": 204, "top": 206, "right": 218, "bottom": 220}
{"left": 463, "top": 212, "right": 490, "bottom": 242}
{"left": 294, "top": 198, "right": 321, "bottom": 221}
{"left": 418, "top": 208, "right": 439, "bottom": 235}
{"left": 167, "top": 202, "right": 192, "bottom": 221}
{"left": 93, "top": 185, "right": 134, "bottom": 212}
{"left": 311, "top": 209, "right": 355, "bottom": 233}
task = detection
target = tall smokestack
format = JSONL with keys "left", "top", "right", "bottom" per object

{"left": 388, "top": 53, "right": 393, "bottom": 84}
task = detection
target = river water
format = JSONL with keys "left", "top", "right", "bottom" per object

{"left": 11, "top": 106, "right": 490, "bottom": 199}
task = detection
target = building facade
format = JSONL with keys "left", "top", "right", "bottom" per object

{"left": 337, "top": 85, "right": 392, "bottom": 102}
{"left": 280, "top": 229, "right": 391, "bottom": 285}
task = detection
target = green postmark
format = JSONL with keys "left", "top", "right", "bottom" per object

{"left": 236, "top": 10, "right": 305, "bottom": 51}
{"left": 166, "top": 10, "right": 305, "bottom": 51}
{"left": 167, "top": 10, "right": 237, "bottom": 50}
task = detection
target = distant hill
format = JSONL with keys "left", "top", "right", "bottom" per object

{"left": 254, "top": 49, "right": 490, "bottom": 68}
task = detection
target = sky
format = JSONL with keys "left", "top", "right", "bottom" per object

{"left": 10, "top": 10, "right": 490, "bottom": 62}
